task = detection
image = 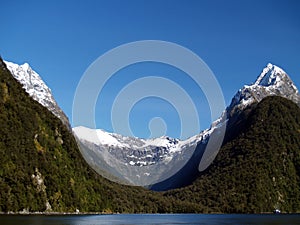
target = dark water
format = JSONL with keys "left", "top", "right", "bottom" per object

{"left": 0, "top": 214, "right": 300, "bottom": 225}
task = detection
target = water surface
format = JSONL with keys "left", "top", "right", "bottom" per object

{"left": 1, "top": 214, "right": 300, "bottom": 225}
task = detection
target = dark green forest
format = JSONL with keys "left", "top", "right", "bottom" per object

{"left": 0, "top": 57, "right": 299, "bottom": 213}
{"left": 165, "top": 96, "right": 300, "bottom": 213}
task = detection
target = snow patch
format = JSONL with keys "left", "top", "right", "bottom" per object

{"left": 73, "top": 126, "right": 128, "bottom": 148}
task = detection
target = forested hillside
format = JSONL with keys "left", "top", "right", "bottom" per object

{"left": 165, "top": 96, "right": 300, "bottom": 213}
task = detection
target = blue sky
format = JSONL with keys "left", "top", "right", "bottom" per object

{"left": 1, "top": 0, "right": 300, "bottom": 139}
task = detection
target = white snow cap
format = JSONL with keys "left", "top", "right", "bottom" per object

{"left": 73, "top": 125, "right": 186, "bottom": 150}
{"left": 73, "top": 126, "right": 128, "bottom": 147}
{"left": 255, "top": 63, "right": 286, "bottom": 87}
{"left": 4, "top": 60, "right": 56, "bottom": 109}
{"left": 4, "top": 60, "right": 70, "bottom": 127}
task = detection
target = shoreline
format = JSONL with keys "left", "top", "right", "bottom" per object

{"left": 0, "top": 212, "right": 113, "bottom": 216}
{"left": 0, "top": 212, "right": 296, "bottom": 216}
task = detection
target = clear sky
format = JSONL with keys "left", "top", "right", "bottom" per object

{"left": 1, "top": 0, "right": 300, "bottom": 139}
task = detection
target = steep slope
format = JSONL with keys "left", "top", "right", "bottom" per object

{"left": 0, "top": 57, "right": 200, "bottom": 213}
{"left": 4, "top": 60, "right": 70, "bottom": 129}
{"left": 165, "top": 96, "right": 300, "bottom": 213}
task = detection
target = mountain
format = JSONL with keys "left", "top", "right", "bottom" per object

{"left": 74, "top": 63, "right": 300, "bottom": 190}
{"left": 0, "top": 57, "right": 201, "bottom": 213}
{"left": 4, "top": 60, "right": 70, "bottom": 129}
{"left": 165, "top": 96, "right": 300, "bottom": 213}
{"left": 1, "top": 55, "right": 299, "bottom": 213}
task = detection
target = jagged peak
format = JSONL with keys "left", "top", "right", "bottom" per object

{"left": 4, "top": 60, "right": 54, "bottom": 100}
{"left": 5, "top": 60, "right": 38, "bottom": 81}
{"left": 5, "top": 60, "right": 31, "bottom": 71}
{"left": 4, "top": 59, "right": 71, "bottom": 129}
{"left": 254, "top": 63, "right": 287, "bottom": 87}
{"left": 229, "top": 63, "right": 299, "bottom": 113}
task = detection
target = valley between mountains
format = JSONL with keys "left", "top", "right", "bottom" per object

{"left": 0, "top": 57, "right": 299, "bottom": 213}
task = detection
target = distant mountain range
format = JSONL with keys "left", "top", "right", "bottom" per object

{"left": 1, "top": 57, "right": 299, "bottom": 213}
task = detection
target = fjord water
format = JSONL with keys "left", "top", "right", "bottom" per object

{"left": 1, "top": 214, "right": 300, "bottom": 225}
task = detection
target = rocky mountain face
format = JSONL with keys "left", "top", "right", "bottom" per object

{"left": 73, "top": 126, "right": 210, "bottom": 186}
{"left": 74, "top": 63, "right": 300, "bottom": 190}
{"left": 4, "top": 60, "right": 70, "bottom": 129}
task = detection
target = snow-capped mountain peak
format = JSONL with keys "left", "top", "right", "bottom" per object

{"left": 4, "top": 61, "right": 54, "bottom": 104}
{"left": 255, "top": 63, "right": 286, "bottom": 87}
{"left": 4, "top": 60, "right": 70, "bottom": 128}
{"left": 230, "top": 63, "right": 299, "bottom": 113}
